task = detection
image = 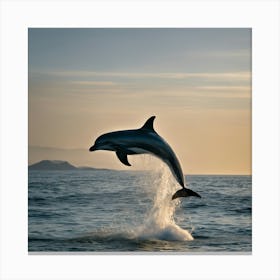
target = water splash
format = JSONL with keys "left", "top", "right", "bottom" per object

{"left": 84, "top": 156, "right": 194, "bottom": 243}
{"left": 134, "top": 156, "right": 193, "bottom": 241}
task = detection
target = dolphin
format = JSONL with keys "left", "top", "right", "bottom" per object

{"left": 89, "top": 116, "right": 201, "bottom": 200}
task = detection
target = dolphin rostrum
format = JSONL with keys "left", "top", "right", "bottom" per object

{"left": 89, "top": 116, "right": 201, "bottom": 200}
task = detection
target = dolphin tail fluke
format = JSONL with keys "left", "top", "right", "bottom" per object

{"left": 172, "top": 188, "right": 201, "bottom": 200}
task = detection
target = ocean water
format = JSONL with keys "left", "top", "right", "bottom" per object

{"left": 28, "top": 161, "right": 252, "bottom": 253}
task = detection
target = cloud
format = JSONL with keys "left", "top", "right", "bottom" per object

{"left": 187, "top": 49, "right": 251, "bottom": 59}
{"left": 31, "top": 70, "right": 251, "bottom": 81}
{"left": 70, "top": 81, "right": 116, "bottom": 86}
{"left": 194, "top": 86, "right": 251, "bottom": 98}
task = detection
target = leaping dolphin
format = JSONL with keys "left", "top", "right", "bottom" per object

{"left": 89, "top": 116, "right": 201, "bottom": 200}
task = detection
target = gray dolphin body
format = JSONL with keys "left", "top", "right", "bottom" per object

{"left": 89, "top": 116, "right": 201, "bottom": 200}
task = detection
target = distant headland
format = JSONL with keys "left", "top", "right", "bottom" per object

{"left": 28, "top": 160, "right": 108, "bottom": 171}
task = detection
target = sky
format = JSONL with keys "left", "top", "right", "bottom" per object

{"left": 28, "top": 28, "right": 251, "bottom": 174}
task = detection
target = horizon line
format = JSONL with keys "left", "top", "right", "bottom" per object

{"left": 28, "top": 159, "right": 252, "bottom": 176}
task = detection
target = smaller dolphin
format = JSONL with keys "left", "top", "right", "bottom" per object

{"left": 89, "top": 116, "right": 201, "bottom": 200}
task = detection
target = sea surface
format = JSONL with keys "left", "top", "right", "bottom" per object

{"left": 28, "top": 163, "right": 252, "bottom": 253}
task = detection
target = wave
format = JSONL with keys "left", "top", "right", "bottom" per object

{"left": 71, "top": 158, "right": 193, "bottom": 243}
{"left": 30, "top": 157, "right": 194, "bottom": 248}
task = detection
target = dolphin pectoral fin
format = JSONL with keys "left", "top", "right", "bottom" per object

{"left": 116, "top": 151, "right": 131, "bottom": 166}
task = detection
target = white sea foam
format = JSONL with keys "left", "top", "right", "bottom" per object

{"left": 133, "top": 156, "right": 193, "bottom": 241}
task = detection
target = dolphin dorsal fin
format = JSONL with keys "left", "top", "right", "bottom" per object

{"left": 141, "top": 116, "right": 156, "bottom": 131}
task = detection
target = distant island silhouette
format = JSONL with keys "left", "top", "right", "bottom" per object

{"left": 28, "top": 160, "right": 109, "bottom": 171}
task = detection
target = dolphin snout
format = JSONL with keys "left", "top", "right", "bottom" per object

{"left": 89, "top": 145, "right": 96, "bottom": 152}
